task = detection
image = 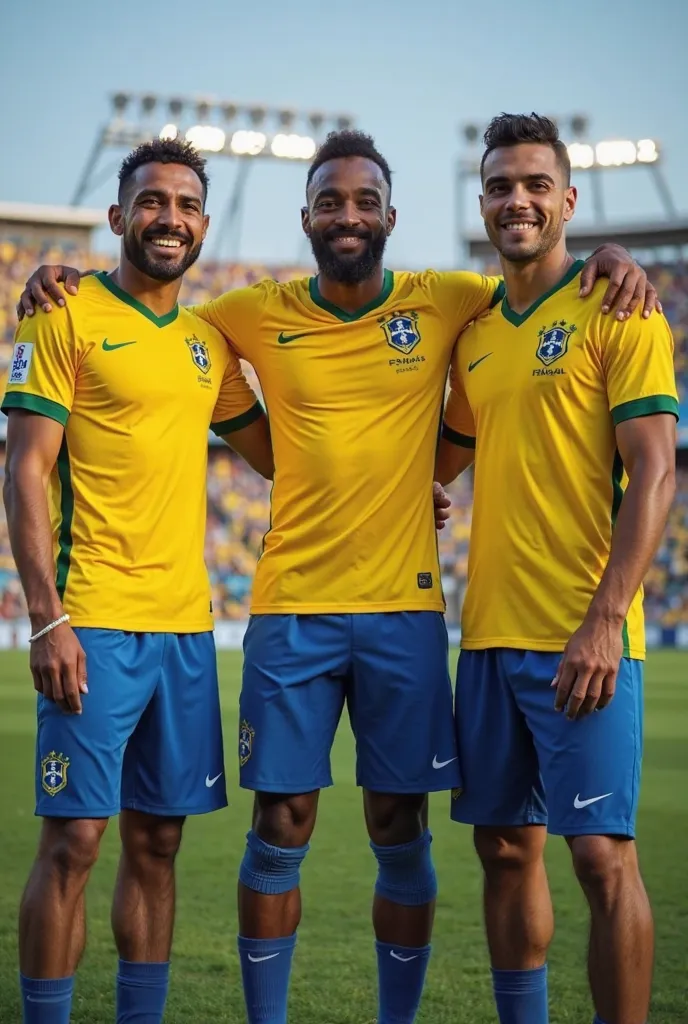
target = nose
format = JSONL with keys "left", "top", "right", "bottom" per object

{"left": 505, "top": 185, "right": 531, "bottom": 212}
{"left": 156, "top": 198, "right": 185, "bottom": 234}
{"left": 334, "top": 200, "right": 361, "bottom": 227}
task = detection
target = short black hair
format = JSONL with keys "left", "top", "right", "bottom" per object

{"left": 118, "top": 137, "right": 210, "bottom": 204}
{"left": 480, "top": 113, "right": 571, "bottom": 186}
{"left": 306, "top": 130, "right": 392, "bottom": 195}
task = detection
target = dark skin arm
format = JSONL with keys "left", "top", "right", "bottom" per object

{"left": 552, "top": 413, "right": 676, "bottom": 720}
{"left": 17, "top": 244, "right": 661, "bottom": 321}
{"left": 435, "top": 441, "right": 475, "bottom": 487}
{"left": 3, "top": 410, "right": 87, "bottom": 713}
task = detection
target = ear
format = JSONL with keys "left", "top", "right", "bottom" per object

{"left": 479, "top": 194, "right": 485, "bottom": 219}
{"left": 109, "top": 204, "right": 125, "bottom": 237}
{"left": 201, "top": 213, "right": 210, "bottom": 241}
{"left": 563, "top": 185, "right": 577, "bottom": 223}
{"left": 386, "top": 206, "right": 397, "bottom": 235}
{"left": 301, "top": 206, "right": 311, "bottom": 236}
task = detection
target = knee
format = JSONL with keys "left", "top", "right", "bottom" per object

{"left": 121, "top": 814, "right": 185, "bottom": 866}
{"left": 253, "top": 792, "right": 317, "bottom": 848}
{"left": 365, "top": 792, "right": 427, "bottom": 846}
{"left": 570, "top": 836, "right": 630, "bottom": 905}
{"left": 474, "top": 827, "right": 546, "bottom": 884}
{"left": 39, "top": 818, "right": 107, "bottom": 881}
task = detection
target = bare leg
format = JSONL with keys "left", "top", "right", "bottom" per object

{"left": 569, "top": 835, "right": 653, "bottom": 1024}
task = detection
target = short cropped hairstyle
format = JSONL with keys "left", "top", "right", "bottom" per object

{"left": 480, "top": 113, "right": 571, "bottom": 186}
{"left": 307, "top": 130, "right": 392, "bottom": 195}
{"left": 118, "top": 138, "right": 210, "bottom": 204}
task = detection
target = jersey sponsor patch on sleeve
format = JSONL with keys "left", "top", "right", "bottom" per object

{"left": 8, "top": 342, "right": 34, "bottom": 384}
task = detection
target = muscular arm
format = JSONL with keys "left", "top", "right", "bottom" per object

{"left": 587, "top": 414, "right": 676, "bottom": 625}
{"left": 4, "top": 410, "right": 65, "bottom": 629}
{"left": 219, "top": 414, "right": 274, "bottom": 481}
{"left": 435, "top": 437, "right": 475, "bottom": 486}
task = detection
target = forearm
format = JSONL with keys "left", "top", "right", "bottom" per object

{"left": 588, "top": 463, "right": 675, "bottom": 624}
{"left": 4, "top": 469, "right": 63, "bottom": 628}
{"left": 434, "top": 438, "right": 474, "bottom": 486}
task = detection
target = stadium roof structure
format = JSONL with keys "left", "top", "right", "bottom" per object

{"left": 0, "top": 201, "right": 107, "bottom": 228}
{"left": 464, "top": 217, "right": 688, "bottom": 261}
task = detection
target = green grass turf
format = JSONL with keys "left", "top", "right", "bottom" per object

{"left": 0, "top": 649, "right": 686, "bottom": 1023}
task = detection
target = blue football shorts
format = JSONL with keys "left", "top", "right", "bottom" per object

{"left": 35, "top": 629, "right": 227, "bottom": 818}
{"left": 450, "top": 649, "right": 643, "bottom": 837}
{"left": 238, "top": 612, "right": 461, "bottom": 795}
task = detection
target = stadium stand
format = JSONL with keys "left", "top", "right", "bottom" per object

{"left": 1, "top": 244, "right": 687, "bottom": 631}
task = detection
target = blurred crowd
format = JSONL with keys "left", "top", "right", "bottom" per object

{"left": 1, "top": 244, "right": 688, "bottom": 626}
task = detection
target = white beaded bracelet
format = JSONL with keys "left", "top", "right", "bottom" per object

{"left": 29, "top": 614, "right": 70, "bottom": 643}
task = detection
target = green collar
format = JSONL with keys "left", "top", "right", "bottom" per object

{"left": 308, "top": 269, "right": 394, "bottom": 322}
{"left": 500, "top": 259, "right": 585, "bottom": 327}
{"left": 96, "top": 271, "right": 179, "bottom": 328}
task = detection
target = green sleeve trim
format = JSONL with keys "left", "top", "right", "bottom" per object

{"left": 442, "top": 424, "right": 476, "bottom": 449}
{"left": 611, "top": 395, "right": 679, "bottom": 426}
{"left": 489, "top": 280, "right": 505, "bottom": 308}
{"left": 211, "top": 400, "right": 264, "bottom": 436}
{"left": 1, "top": 392, "right": 69, "bottom": 426}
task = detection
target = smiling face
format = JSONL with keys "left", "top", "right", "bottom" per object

{"left": 480, "top": 143, "right": 576, "bottom": 264}
{"left": 109, "top": 161, "right": 209, "bottom": 282}
{"left": 302, "top": 155, "right": 396, "bottom": 285}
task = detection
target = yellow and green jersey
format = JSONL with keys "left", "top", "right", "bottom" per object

{"left": 195, "top": 269, "right": 498, "bottom": 614}
{"left": 443, "top": 261, "right": 679, "bottom": 658}
{"left": 2, "top": 272, "right": 261, "bottom": 632}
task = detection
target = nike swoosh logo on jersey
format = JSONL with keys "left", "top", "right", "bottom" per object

{"left": 277, "top": 331, "right": 311, "bottom": 344}
{"left": 102, "top": 339, "right": 137, "bottom": 351}
{"left": 205, "top": 772, "right": 223, "bottom": 788}
{"left": 390, "top": 951, "right": 419, "bottom": 962}
{"left": 573, "top": 792, "right": 613, "bottom": 809}
{"left": 432, "top": 755, "right": 458, "bottom": 769}
{"left": 468, "top": 353, "right": 492, "bottom": 372}
{"left": 248, "top": 953, "right": 280, "bottom": 963}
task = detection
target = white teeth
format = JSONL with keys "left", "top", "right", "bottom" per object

{"left": 504, "top": 223, "right": 535, "bottom": 232}
{"left": 151, "top": 238, "right": 183, "bottom": 247}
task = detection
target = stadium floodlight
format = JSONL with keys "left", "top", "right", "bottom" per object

{"left": 112, "top": 92, "right": 130, "bottom": 115}
{"left": 278, "top": 109, "right": 296, "bottom": 128}
{"left": 159, "top": 123, "right": 178, "bottom": 141}
{"left": 169, "top": 98, "right": 184, "bottom": 119}
{"left": 230, "top": 130, "right": 267, "bottom": 156}
{"left": 271, "top": 133, "right": 316, "bottom": 160}
{"left": 336, "top": 115, "right": 354, "bottom": 131}
{"left": 249, "top": 106, "right": 267, "bottom": 126}
{"left": 568, "top": 138, "right": 661, "bottom": 170}
{"left": 141, "top": 94, "right": 157, "bottom": 116}
{"left": 185, "top": 125, "right": 226, "bottom": 153}
{"left": 222, "top": 103, "right": 238, "bottom": 123}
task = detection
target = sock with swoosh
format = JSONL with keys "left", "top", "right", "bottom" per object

{"left": 238, "top": 934, "right": 296, "bottom": 1024}
{"left": 20, "top": 974, "right": 74, "bottom": 1023}
{"left": 375, "top": 940, "right": 431, "bottom": 1023}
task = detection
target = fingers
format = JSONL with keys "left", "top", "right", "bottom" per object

{"left": 553, "top": 659, "right": 576, "bottom": 713}
{"left": 599, "top": 270, "right": 626, "bottom": 316}
{"left": 609, "top": 270, "right": 638, "bottom": 321}
{"left": 61, "top": 659, "right": 83, "bottom": 715}
{"left": 578, "top": 261, "right": 596, "bottom": 297}
{"left": 595, "top": 666, "right": 619, "bottom": 711}
{"left": 642, "top": 282, "right": 659, "bottom": 320}
{"left": 77, "top": 645, "right": 88, "bottom": 695}
{"left": 576, "top": 669, "right": 606, "bottom": 718}
{"left": 64, "top": 270, "right": 81, "bottom": 296}
{"left": 562, "top": 668, "right": 594, "bottom": 720}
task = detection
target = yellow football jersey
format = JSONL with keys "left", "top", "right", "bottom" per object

{"left": 195, "top": 269, "right": 498, "bottom": 613}
{"left": 2, "top": 272, "right": 261, "bottom": 632}
{"left": 443, "top": 260, "right": 679, "bottom": 658}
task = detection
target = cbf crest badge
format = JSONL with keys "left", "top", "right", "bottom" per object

{"left": 41, "top": 751, "right": 70, "bottom": 797}
{"left": 380, "top": 311, "right": 421, "bottom": 355}
{"left": 536, "top": 319, "right": 576, "bottom": 366}
{"left": 239, "top": 720, "right": 255, "bottom": 767}
{"left": 186, "top": 335, "right": 212, "bottom": 375}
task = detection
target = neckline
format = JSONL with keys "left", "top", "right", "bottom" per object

{"left": 96, "top": 271, "right": 179, "bottom": 328}
{"left": 308, "top": 268, "right": 394, "bottom": 322}
{"left": 500, "top": 259, "right": 585, "bottom": 327}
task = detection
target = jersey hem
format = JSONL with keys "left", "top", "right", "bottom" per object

{"left": 248, "top": 601, "right": 447, "bottom": 615}
{"left": 68, "top": 617, "right": 214, "bottom": 633}
{"left": 460, "top": 637, "right": 646, "bottom": 659}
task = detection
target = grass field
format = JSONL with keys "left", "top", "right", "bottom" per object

{"left": 0, "top": 649, "right": 686, "bottom": 1023}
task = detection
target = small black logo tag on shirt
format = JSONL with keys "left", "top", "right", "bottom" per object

{"left": 417, "top": 573, "right": 433, "bottom": 589}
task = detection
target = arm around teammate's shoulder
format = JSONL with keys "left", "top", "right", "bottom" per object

{"left": 191, "top": 280, "right": 270, "bottom": 361}
{"left": 435, "top": 351, "right": 476, "bottom": 485}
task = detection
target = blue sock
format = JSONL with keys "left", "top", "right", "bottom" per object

{"left": 376, "top": 940, "right": 431, "bottom": 1024}
{"left": 238, "top": 934, "right": 296, "bottom": 1024}
{"left": 492, "top": 965, "right": 549, "bottom": 1024}
{"left": 116, "top": 960, "right": 170, "bottom": 1023}
{"left": 20, "top": 975, "right": 73, "bottom": 1023}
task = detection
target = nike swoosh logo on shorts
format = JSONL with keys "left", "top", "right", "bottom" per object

{"left": 390, "top": 951, "right": 419, "bottom": 962}
{"left": 248, "top": 953, "right": 280, "bottom": 963}
{"left": 573, "top": 792, "right": 613, "bottom": 809}
{"left": 205, "top": 772, "right": 223, "bottom": 787}
{"left": 432, "top": 755, "right": 458, "bottom": 769}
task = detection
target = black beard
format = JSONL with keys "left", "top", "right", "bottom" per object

{"left": 123, "top": 230, "right": 203, "bottom": 282}
{"left": 308, "top": 229, "right": 387, "bottom": 285}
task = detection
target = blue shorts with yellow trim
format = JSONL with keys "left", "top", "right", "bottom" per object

{"left": 239, "top": 612, "right": 461, "bottom": 794}
{"left": 36, "top": 628, "right": 227, "bottom": 818}
{"left": 450, "top": 649, "right": 643, "bottom": 837}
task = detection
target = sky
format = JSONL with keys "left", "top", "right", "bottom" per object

{"left": 1, "top": 0, "right": 686, "bottom": 269}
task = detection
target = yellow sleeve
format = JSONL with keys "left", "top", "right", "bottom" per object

{"left": 210, "top": 345, "right": 264, "bottom": 436}
{"left": 442, "top": 348, "right": 476, "bottom": 448}
{"left": 598, "top": 311, "right": 679, "bottom": 426}
{"left": 1, "top": 306, "right": 80, "bottom": 426}
{"left": 419, "top": 270, "right": 503, "bottom": 337}
{"left": 191, "top": 282, "right": 265, "bottom": 361}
